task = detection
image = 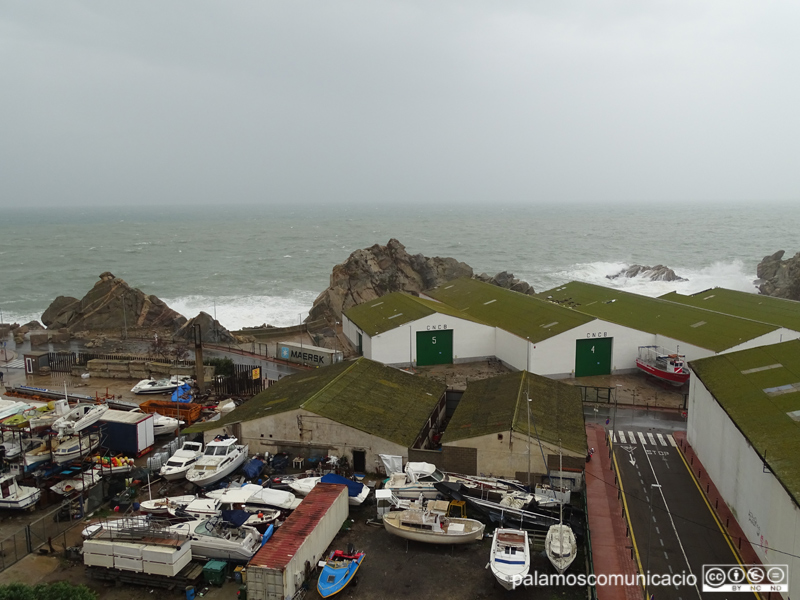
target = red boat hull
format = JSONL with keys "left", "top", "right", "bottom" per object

{"left": 635, "top": 359, "right": 690, "bottom": 386}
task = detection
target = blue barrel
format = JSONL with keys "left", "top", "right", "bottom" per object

{"left": 185, "top": 586, "right": 195, "bottom": 600}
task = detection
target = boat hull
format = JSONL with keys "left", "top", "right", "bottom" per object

{"left": 635, "top": 359, "right": 690, "bottom": 386}
{"left": 0, "top": 489, "right": 41, "bottom": 510}
{"left": 490, "top": 529, "right": 529, "bottom": 591}
{"left": 186, "top": 446, "right": 249, "bottom": 487}
{"left": 382, "top": 512, "right": 484, "bottom": 544}
{"left": 545, "top": 524, "right": 577, "bottom": 574}
{"left": 317, "top": 553, "right": 364, "bottom": 598}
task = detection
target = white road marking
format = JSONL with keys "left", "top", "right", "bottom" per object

{"left": 610, "top": 431, "right": 616, "bottom": 443}
{"left": 628, "top": 431, "right": 636, "bottom": 444}
{"left": 668, "top": 434, "right": 677, "bottom": 447}
{"left": 657, "top": 433, "right": 667, "bottom": 446}
{"left": 647, "top": 432, "right": 657, "bottom": 445}
{"left": 638, "top": 432, "right": 647, "bottom": 445}
{"left": 618, "top": 431, "right": 627, "bottom": 444}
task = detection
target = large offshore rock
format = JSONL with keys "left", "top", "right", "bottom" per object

{"left": 308, "top": 239, "right": 474, "bottom": 323}
{"left": 757, "top": 250, "right": 800, "bottom": 300}
{"left": 606, "top": 264, "right": 687, "bottom": 282}
{"left": 41, "top": 272, "right": 186, "bottom": 332}
{"left": 474, "top": 271, "right": 536, "bottom": 295}
{"left": 174, "top": 311, "right": 237, "bottom": 344}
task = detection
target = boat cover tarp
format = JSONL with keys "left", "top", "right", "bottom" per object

{"left": 378, "top": 454, "right": 403, "bottom": 476}
{"left": 221, "top": 509, "right": 251, "bottom": 528}
{"left": 321, "top": 473, "right": 364, "bottom": 497}
{"left": 171, "top": 383, "right": 193, "bottom": 403}
{"left": 241, "top": 458, "right": 264, "bottom": 479}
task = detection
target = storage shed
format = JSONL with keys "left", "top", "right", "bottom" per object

{"left": 98, "top": 409, "right": 155, "bottom": 456}
{"left": 247, "top": 483, "right": 348, "bottom": 600}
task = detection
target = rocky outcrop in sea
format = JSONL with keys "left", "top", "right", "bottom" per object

{"left": 174, "top": 311, "right": 237, "bottom": 344}
{"left": 757, "top": 250, "right": 800, "bottom": 300}
{"left": 607, "top": 264, "right": 686, "bottom": 282}
{"left": 307, "top": 239, "right": 537, "bottom": 324}
{"left": 41, "top": 272, "right": 187, "bottom": 333}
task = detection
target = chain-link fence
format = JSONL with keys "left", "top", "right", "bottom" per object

{"left": 0, "top": 502, "right": 86, "bottom": 573}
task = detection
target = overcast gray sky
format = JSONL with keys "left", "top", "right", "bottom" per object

{"left": 2, "top": 1, "right": 798, "bottom": 207}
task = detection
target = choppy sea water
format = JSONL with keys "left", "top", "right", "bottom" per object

{"left": 1, "top": 201, "right": 797, "bottom": 330}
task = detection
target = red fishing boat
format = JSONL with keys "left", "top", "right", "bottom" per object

{"left": 635, "top": 346, "right": 690, "bottom": 386}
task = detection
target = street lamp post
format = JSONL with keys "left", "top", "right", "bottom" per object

{"left": 646, "top": 483, "right": 662, "bottom": 588}
{"left": 614, "top": 384, "right": 622, "bottom": 432}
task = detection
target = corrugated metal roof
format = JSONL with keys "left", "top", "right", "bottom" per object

{"left": 248, "top": 483, "right": 346, "bottom": 569}
{"left": 100, "top": 409, "right": 152, "bottom": 424}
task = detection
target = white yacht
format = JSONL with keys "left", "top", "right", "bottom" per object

{"left": 185, "top": 436, "right": 248, "bottom": 487}
{"left": 151, "top": 412, "right": 184, "bottom": 436}
{"left": 159, "top": 441, "right": 203, "bottom": 481}
{"left": 0, "top": 473, "right": 41, "bottom": 509}
{"left": 131, "top": 376, "right": 192, "bottom": 395}
{"left": 139, "top": 495, "right": 197, "bottom": 515}
{"left": 52, "top": 433, "right": 101, "bottom": 464}
{"left": 545, "top": 446, "right": 577, "bottom": 574}
{"left": 52, "top": 403, "right": 108, "bottom": 436}
{"left": 207, "top": 483, "right": 302, "bottom": 511}
{"left": 168, "top": 497, "right": 222, "bottom": 519}
{"left": 490, "top": 528, "right": 530, "bottom": 590}
{"left": 382, "top": 500, "right": 484, "bottom": 544}
{"left": 288, "top": 474, "right": 370, "bottom": 506}
{"left": 384, "top": 462, "right": 448, "bottom": 499}
{"left": 167, "top": 517, "right": 262, "bottom": 562}
{"left": 24, "top": 439, "right": 53, "bottom": 468}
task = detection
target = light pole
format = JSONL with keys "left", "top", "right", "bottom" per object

{"left": 614, "top": 384, "right": 622, "bottom": 432}
{"left": 646, "top": 483, "right": 662, "bottom": 589}
{"left": 526, "top": 394, "right": 531, "bottom": 488}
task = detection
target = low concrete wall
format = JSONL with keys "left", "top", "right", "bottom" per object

{"left": 83, "top": 359, "right": 214, "bottom": 381}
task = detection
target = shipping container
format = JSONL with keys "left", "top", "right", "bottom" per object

{"left": 247, "top": 483, "right": 348, "bottom": 600}
{"left": 276, "top": 342, "right": 343, "bottom": 368}
{"left": 138, "top": 400, "right": 203, "bottom": 425}
{"left": 99, "top": 410, "right": 155, "bottom": 456}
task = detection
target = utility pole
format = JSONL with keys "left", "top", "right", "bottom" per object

{"left": 194, "top": 324, "right": 205, "bottom": 393}
{"left": 614, "top": 384, "right": 621, "bottom": 432}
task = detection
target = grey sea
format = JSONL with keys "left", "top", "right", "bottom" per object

{"left": 1, "top": 201, "right": 797, "bottom": 330}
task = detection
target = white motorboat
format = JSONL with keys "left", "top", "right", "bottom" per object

{"left": 139, "top": 495, "right": 197, "bottom": 515}
{"left": 384, "top": 461, "right": 449, "bottom": 500}
{"left": 382, "top": 500, "right": 485, "bottom": 544}
{"left": 24, "top": 439, "right": 53, "bottom": 468}
{"left": 52, "top": 433, "right": 101, "bottom": 464}
{"left": 52, "top": 403, "right": 108, "bottom": 436}
{"left": 50, "top": 470, "right": 102, "bottom": 495}
{"left": 0, "top": 399, "right": 33, "bottom": 422}
{"left": 545, "top": 446, "right": 577, "bottom": 574}
{"left": 168, "top": 497, "right": 222, "bottom": 519}
{"left": 151, "top": 412, "right": 184, "bottom": 436}
{"left": 490, "top": 528, "right": 530, "bottom": 590}
{"left": 207, "top": 483, "right": 302, "bottom": 511}
{"left": 167, "top": 517, "right": 262, "bottom": 562}
{"left": 0, "top": 473, "right": 41, "bottom": 509}
{"left": 159, "top": 441, "right": 203, "bottom": 481}
{"left": 289, "top": 474, "right": 370, "bottom": 506}
{"left": 0, "top": 434, "right": 42, "bottom": 460}
{"left": 82, "top": 515, "right": 151, "bottom": 539}
{"left": 185, "top": 436, "right": 249, "bottom": 487}
{"left": 131, "top": 376, "right": 192, "bottom": 395}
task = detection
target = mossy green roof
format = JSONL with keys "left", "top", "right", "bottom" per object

{"left": 536, "top": 281, "right": 778, "bottom": 352}
{"left": 426, "top": 278, "right": 595, "bottom": 343}
{"left": 345, "top": 292, "right": 487, "bottom": 336}
{"left": 185, "top": 357, "right": 446, "bottom": 447}
{"left": 660, "top": 288, "right": 800, "bottom": 334}
{"left": 441, "top": 371, "right": 586, "bottom": 455}
{"left": 690, "top": 339, "right": 800, "bottom": 505}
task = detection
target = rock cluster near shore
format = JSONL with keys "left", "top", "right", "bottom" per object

{"left": 174, "top": 311, "right": 237, "bottom": 344}
{"left": 607, "top": 264, "right": 686, "bottom": 282}
{"left": 307, "top": 239, "right": 537, "bottom": 324}
{"left": 41, "top": 272, "right": 186, "bottom": 333}
{"left": 757, "top": 250, "right": 800, "bottom": 300}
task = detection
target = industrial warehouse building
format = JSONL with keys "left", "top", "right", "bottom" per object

{"left": 439, "top": 370, "right": 586, "bottom": 480}
{"left": 185, "top": 357, "right": 447, "bottom": 473}
{"left": 687, "top": 340, "right": 800, "bottom": 600}
{"left": 344, "top": 278, "right": 798, "bottom": 378}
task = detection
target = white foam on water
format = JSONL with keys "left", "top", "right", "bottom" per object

{"left": 552, "top": 259, "right": 758, "bottom": 297}
{"left": 163, "top": 291, "right": 318, "bottom": 331}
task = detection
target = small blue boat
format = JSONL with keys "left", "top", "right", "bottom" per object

{"left": 316, "top": 548, "right": 365, "bottom": 598}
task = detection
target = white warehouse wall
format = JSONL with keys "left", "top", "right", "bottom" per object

{"left": 721, "top": 328, "right": 800, "bottom": 354}
{"left": 688, "top": 376, "right": 800, "bottom": 600}
{"left": 654, "top": 335, "right": 714, "bottom": 362}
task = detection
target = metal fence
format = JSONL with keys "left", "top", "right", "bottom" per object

{"left": 213, "top": 363, "right": 264, "bottom": 397}
{"left": 0, "top": 503, "right": 85, "bottom": 573}
{"left": 47, "top": 351, "right": 195, "bottom": 374}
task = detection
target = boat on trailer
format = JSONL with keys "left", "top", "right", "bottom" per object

{"left": 317, "top": 547, "right": 365, "bottom": 598}
{"left": 635, "top": 345, "right": 690, "bottom": 386}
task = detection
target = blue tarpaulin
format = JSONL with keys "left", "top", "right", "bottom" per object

{"left": 241, "top": 458, "right": 264, "bottom": 479}
{"left": 221, "top": 510, "right": 250, "bottom": 527}
{"left": 171, "top": 383, "right": 193, "bottom": 403}
{"left": 321, "top": 473, "right": 364, "bottom": 497}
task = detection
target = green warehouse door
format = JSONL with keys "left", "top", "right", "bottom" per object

{"left": 416, "top": 330, "right": 453, "bottom": 366}
{"left": 575, "top": 338, "right": 613, "bottom": 377}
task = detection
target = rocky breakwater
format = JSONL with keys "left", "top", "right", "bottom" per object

{"left": 41, "top": 272, "right": 187, "bottom": 334}
{"left": 757, "top": 250, "right": 800, "bottom": 300}
{"left": 307, "top": 239, "right": 537, "bottom": 324}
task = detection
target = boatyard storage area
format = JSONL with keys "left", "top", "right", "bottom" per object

{"left": 247, "top": 483, "right": 348, "bottom": 600}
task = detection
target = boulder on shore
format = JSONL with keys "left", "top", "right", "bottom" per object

{"left": 607, "top": 264, "right": 687, "bottom": 282}
{"left": 41, "top": 272, "right": 186, "bottom": 332}
{"left": 475, "top": 271, "right": 535, "bottom": 295}
{"left": 174, "top": 312, "right": 237, "bottom": 344}
{"left": 308, "top": 239, "right": 474, "bottom": 323}
{"left": 757, "top": 250, "right": 800, "bottom": 300}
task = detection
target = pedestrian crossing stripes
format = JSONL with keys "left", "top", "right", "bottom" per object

{"left": 618, "top": 431, "right": 627, "bottom": 443}
{"left": 657, "top": 433, "right": 667, "bottom": 446}
{"left": 609, "top": 430, "right": 677, "bottom": 448}
{"left": 667, "top": 434, "right": 677, "bottom": 447}
{"left": 647, "top": 433, "right": 657, "bottom": 445}
{"left": 628, "top": 431, "right": 636, "bottom": 444}
{"left": 638, "top": 432, "right": 647, "bottom": 445}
